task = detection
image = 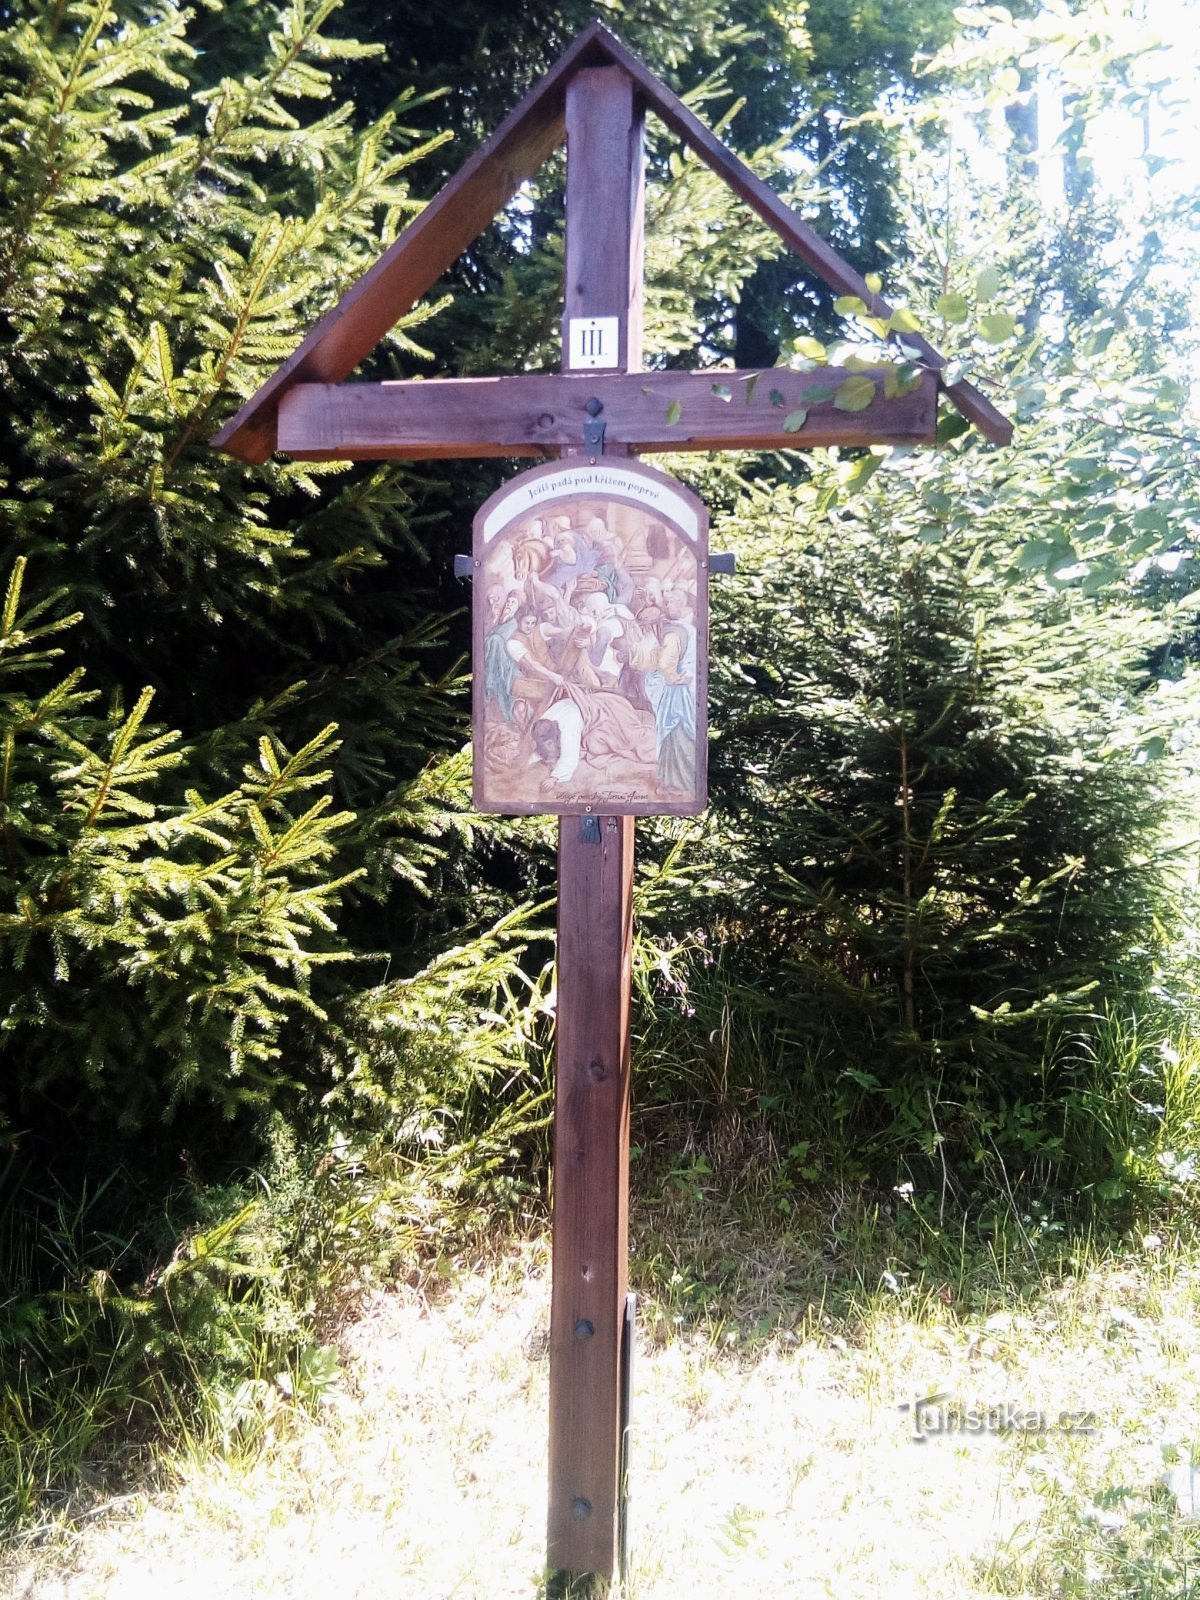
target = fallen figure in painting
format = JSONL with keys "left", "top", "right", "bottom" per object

{"left": 529, "top": 685, "right": 657, "bottom": 788}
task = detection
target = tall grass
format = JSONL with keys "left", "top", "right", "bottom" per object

{"left": 0, "top": 985, "right": 555, "bottom": 1531}
{"left": 1059, "top": 1008, "right": 1200, "bottom": 1215}
{"left": 632, "top": 930, "right": 1200, "bottom": 1230}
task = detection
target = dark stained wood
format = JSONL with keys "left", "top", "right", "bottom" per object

{"left": 211, "top": 21, "right": 1011, "bottom": 467}
{"left": 579, "top": 26, "right": 1014, "bottom": 447}
{"left": 548, "top": 64, "right": 642, "bottom": 1587}
{"left": 210, "top": 26, "right": 615, "bottom": 463}
{"left": 564, "top": 67, "right": 645, "bottom": 371}
{"left": 549, "top": 812, "right": 635, "bottom": 1580}
{"left": 276, "top": 366, "right": 938, "bottom": 458}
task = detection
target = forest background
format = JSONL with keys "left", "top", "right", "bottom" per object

{"left": 2, "top": 0, "right": 1200, "bottom": 1527}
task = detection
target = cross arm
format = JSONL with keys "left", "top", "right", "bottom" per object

{"left": 275, "top": 366, "right": 938, "bottom": 460}
{"left": 208, "top": 33, "right": 621, "bottom": 464}
{"left": 589, "top": 28, "right": 1013, "bottom": 446}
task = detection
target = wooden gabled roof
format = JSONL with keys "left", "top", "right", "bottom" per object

{"left": 212, "top": 21, "right": 1011, "bottom": 464}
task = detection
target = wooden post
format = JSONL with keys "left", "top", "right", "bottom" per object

{"left": 547, "top": 63, "right": 644, "bottom": 1588}
{"left": 549, "top": 813, "right": 635, "bottom": 1583}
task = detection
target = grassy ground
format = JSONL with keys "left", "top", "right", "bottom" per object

{"left": 5, "top": 1169, "right": 1200, "bottom": 1600}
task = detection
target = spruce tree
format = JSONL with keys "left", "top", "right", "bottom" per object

{"left": 697, "top": 433, "right": 1185, "bottom": 1181}
{"left": 0, "top": 0, "right": 576, "bottom": 1519}
{"left": 0, "top": 0, "right": 516, "bottom": 1166}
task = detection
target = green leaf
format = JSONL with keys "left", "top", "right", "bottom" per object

{"left": 769, "top": 388, "right": 786, "bottom": 408}
{"left": 150, "top": 322, "right": 175, "bottom": 401}
{"left": 843, "top": 1067, "right": 881, "bottom": 1092}
{"left": 1086, "top": 324, "right": 1116, "bottom": 357}
{"left": 842, "top": 455, "right": 882, "bottom": 492}
{"left": 979, "top": 311, "right": 1017, "bottom": 343}
{"left": 975, "top": 265, "right": 1002, "bottom": 301}
{"left": 864, "top": 271, "right": 883, "bottom": 294}
{"left": 803, "top": 385, "right": 837, "bottom": 405}
{"left": 885, "top": 307, "right": 921, "bottom": 334}
{"left": 665, "top": 400, "right": 682, "bottom": 425}
{"left": 936, "top": 411, "right": 970, "bottom": 444}
{"left": 1081, "top": 562, "right": 1118, "bottom": 597}
{"left": 791, "top": 336, "right": 826, "bottom": 362}
{"left": 783, "top": 409, "right": 808, "bottom": 432}
{"left": 835, "top": 295, "right": 868, "bottom": 317}
{"left": 884, "top": 364, "right": 923, "bottom": 399}
{"left": 743, "top": 373, "right": 759, "bottom": 402}
{"left": 1132, "top": 508, "right": 1170, "bottom": 536}
{"left": 834, "top": 376, "right": 876, "bottom": 412}
{"left": 935, "top": 292, "right": 970, "bottom": 324}
{"left": 711, "top": 382, "right": 732, "bottom": 402}
{"left": 1017, "top": 539, "right": 1066, "bottom": 572}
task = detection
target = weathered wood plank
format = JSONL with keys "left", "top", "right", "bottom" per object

{"left": 549, "top": 813, "right": 635, "bottom": 1582}
{"left": 210, "top": 26, "right": 615, "bottom": 463}
{"left": 585, "top": 27, "right": 1014, "bottom": 446}
{"left": 276, "top": 366, "right": 938, "bottom": 459}
{"left": 548, "top": 65, "right": 641, "bottom": 1589}
{"left": 563, "top": 66, "right": 645, "bottom": 371}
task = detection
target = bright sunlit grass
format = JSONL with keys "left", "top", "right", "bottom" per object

{"left": 6, "top": 1185, "right": 1200, "bottom": 1600}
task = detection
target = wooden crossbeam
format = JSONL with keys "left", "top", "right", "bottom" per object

{"left": 588, "top": 27, "right": 1013, "bottom": 447}
{"left": 210, "top": 30, "right": 613, "bottom": 464}
{"left": 276, "top": 367, "right": 938, "bottom": 460}
{"left": 210, "top": 21, "right": 1011, "bottom": 464}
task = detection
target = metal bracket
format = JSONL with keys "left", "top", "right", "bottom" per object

{"left": 453, "top": 553, "right": 473, "bottom": 580}
{"left": 579, "top": 814, "right": 601, "bottom": 844}
{"left": 709, "top": 552, "right": 736, "bottom": 575}
{"left": 583, "top": 396, "right": 606, "bottom": 457}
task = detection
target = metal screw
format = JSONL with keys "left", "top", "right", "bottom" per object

{"left": 572, "top": 1498, "right": 592, "bottom": 1520}
{"left": 574, "top": 1319, "right": 595, "bottom": 1341}
{"left": 585, "top": 396, "right": 604, "bottom": 417}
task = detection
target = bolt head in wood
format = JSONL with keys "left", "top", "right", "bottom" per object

{"left": 572, "top": 1497, "right": 592, "bottom": 1520}
{"left": 574, "top": 1319, "right": 595, "bottom": 1340}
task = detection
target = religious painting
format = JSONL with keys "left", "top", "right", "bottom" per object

{"left": 472, "top": 459, "right": 709, "bottom": 816}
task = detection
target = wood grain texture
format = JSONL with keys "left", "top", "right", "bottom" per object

{"left": 547, "top": 64, "right": 643, "bottom": 1587}
{"left": 578, "top": 26, "right": 1014, "bottom": 447}
{"left": 210, "top": 27, "right": 615, "bottom": 463}
{"left": 211, "top": 21, "right": 1010, "bottom": 468}
{"left": 276, "top": 366, "right": 938, "bottom": 458}
{"left": 564, "top": 67, "right": 645, "bottom": 371}
{"left": 549, "top": 813, "right": 634, "bottom": 1579}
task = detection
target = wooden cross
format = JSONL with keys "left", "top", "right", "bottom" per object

{"left": 213, "top": 22, "right": 1010, "bottom": 1591}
